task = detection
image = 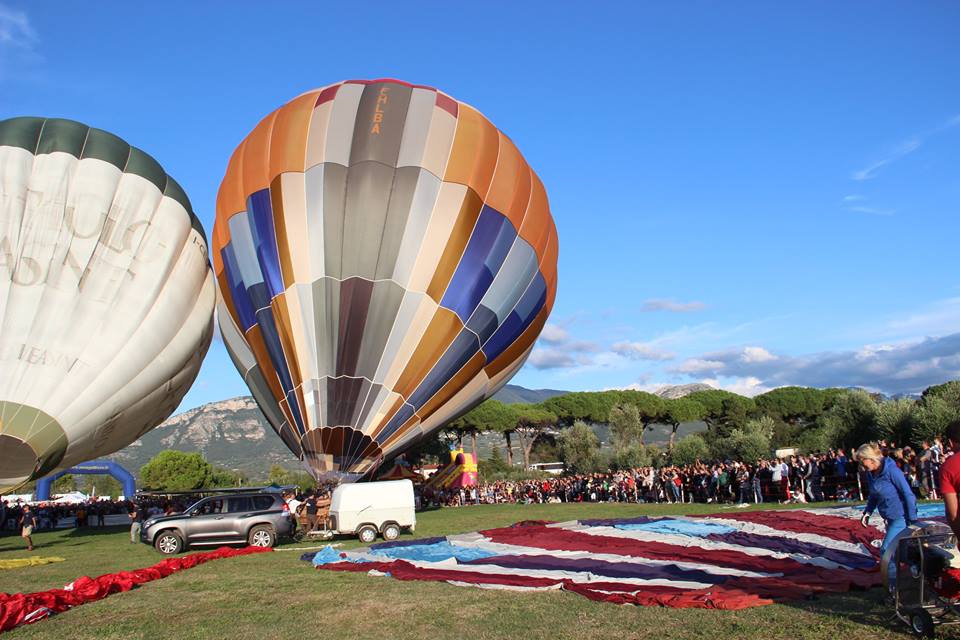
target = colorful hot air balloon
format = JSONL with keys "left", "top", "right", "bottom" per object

{"left": 214, "top": 79, "right": 558, "bottom": 482}
{"left": 0, "top": 117, "right": 215, "bottom": 493}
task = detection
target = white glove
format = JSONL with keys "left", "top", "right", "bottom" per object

{"left": 860, "top": 513, "right": 870, "bottom": 528}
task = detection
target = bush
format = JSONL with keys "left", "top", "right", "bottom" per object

{"left": 608, "top": 445, "right": 652, "bottom": 471}
{"left": 558, "top": 421, "right": 603, "bottom": 473}
{"left": 670, "top": 435, "right": 710, "bottom": 466}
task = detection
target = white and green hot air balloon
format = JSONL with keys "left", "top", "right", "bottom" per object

{"left": 0, "top": 117, "right": 215, "bottom": 493}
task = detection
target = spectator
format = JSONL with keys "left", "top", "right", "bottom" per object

{"left": 128, "top": 501, "right": 143, "bottom": 544}
{"left": 19, "top": 504, "right": 37, "bottom": 552}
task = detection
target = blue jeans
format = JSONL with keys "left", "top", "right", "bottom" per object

{"left": 881, "top": 517, "right": 908, "bottom": 589}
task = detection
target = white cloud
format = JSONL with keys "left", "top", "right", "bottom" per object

{"left": 611, "top": 341, "right": 675, "bottom": 361}
{"left": 0, "top": 5, "right": 34, "bottom": 48}
{"left": 539, "top": 324, "right": 569, "bottom": 345}
{"left": 884, "top": 297, "right": 960, "bottom": 339}
{"left": 641, "top": 298, "right": 707, "bottom": 313}
{"left": 675, "top": 358, "right": 726, "bottom": 373}
{"left": 851, "top": 114, "right": 960, "bottom": 181}
{"left": 847, "top": 205, "right": 895, "bottom": 216}
{"left": 528, "top": 348, "right": 577, "bottom": 369}
{"left": 842, "top": 195, "right": 865, "bottom": 202}
{"left": 852, "top": 138, "right": 921, "bottom": 181}
{"left": 742, "top": 346, "right": 776, "bottom": 363}
{"left": 701, "top": 376, "right": 770, "bottom": 397}
{"left": 674, "top": 334, "right": 960, "bottom": 396}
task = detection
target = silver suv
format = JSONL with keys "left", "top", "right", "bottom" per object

{"left": 140, "top": 492, "right": 295, "bottom": 555}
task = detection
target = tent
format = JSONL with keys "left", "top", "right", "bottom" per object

{"left": 378, "top": 463, "right": 421, "bottom": 482}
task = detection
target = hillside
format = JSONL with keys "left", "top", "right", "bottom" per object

{"left": 107, "top": 384, "right": 569, "bottom": 476}
{"left": 492, "top": 384, "right": 568, "bottom": 404}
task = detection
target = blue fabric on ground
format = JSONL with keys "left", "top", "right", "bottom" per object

{"left": 375, "top": 540, "right": 498, "bottom": 563}
{"left": 300, "top": 552, "right": 318, "bottom": 562}
{"left": 853, "top": 502, "right": 944, "bottom": 518}
{"left": 311, "top": 546, "right": 349, "bottom": 566}
{"left": 617, "top": 519, "right": 738, "bottom": 536}
{"left": 371, "top": 536, "right": 445, "bottom": 550}
{"left": 579, "top": 516, "right": 659, "bottom": 527}
{"left": 916, "top": 503, "right": 946, "bottom": 518}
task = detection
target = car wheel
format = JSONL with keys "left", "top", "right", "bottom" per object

{"left": 357, "top": 525, "right": 377, "bottom": 544}
{"left": 248, "top": 525, "right": 276, "bottom": 548}
{"left": 382, "top": 523, "right": 401, "bottom": 541}
{"left": 155, "top": 531, "right": 183, "bottom": 555}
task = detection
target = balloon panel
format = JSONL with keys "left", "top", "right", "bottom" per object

{"left": 214, "top": 80, "right": 558, "bottom": 481}
{"left": 0, "top": 117, "right": 215, "bottom": 493}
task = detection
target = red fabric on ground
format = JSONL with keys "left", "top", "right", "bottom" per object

{"left": 320, "top": 522, "right": 880, "bottom": 610}
{"left": 481, "top": 523, "right": 878, "bottom": 589}
{"left": 322, "top": 559, "right": 771, "bottom": 609}
{"left": 0, "top": 546, "right": 271, "bottom": 632}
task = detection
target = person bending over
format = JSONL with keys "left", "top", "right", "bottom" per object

{"left": 858, "top": 442, "right": 917, "bottom": 588}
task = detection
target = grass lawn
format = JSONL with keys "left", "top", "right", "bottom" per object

{"left": 1, "top": 501, "right": 953, "bottom": 640}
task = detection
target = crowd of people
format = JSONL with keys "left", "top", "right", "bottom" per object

{"left": 426, "top": 439, "right": 947, "bottom": 508}
{"left": 1, "top": 437, "right": 949, "bottom": 553}
{"left": 1, "top": 496, "right": 188, "bottom": 535}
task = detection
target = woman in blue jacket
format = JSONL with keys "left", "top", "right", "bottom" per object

{"left": 857, "top": 442, "right": 918, "bottom": 586}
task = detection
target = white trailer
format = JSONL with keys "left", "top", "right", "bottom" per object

{"left": 328, "top": 479, "right": 416, "bottom": 543}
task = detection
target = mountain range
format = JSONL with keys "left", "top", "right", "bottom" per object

{"left": 106, "top": 383, "right": 710, "bottom": 476}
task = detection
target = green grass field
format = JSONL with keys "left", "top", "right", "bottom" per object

{"left": 1, "top": 502, "right": 954, "bottom": 640}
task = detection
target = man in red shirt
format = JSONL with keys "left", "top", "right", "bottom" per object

{"left": 938, "top": 421, "right": 960, "bottom": 540}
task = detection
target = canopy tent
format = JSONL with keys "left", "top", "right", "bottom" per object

{"left": 378, "top": 463, "right": 421, "bottom": 482}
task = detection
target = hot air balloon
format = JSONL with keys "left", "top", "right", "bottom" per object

{"left": 0, "top": 117, "right": 215, "bottom": 493}
{"left": 214, "top": 79, "right": 558, "bottom": 482}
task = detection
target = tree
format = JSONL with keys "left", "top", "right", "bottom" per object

{"left": 403, "top": 430, "right": 450, "bottom": 467}
{"left": 80, "top": 474, "right": 123, "bottom": 499}
{"left": 816, "top": 390, "right": 879, "bottom": 449}
{"left": 266, "top": 464, "right": 294, "bottom": 486}
{"left": 754, "top": 387, "right": 829, "bottom": 426}
{"left": 140, "top": 450, "right": 212, "bottom": 491}
{"left": 557, "top": 421, "right": 602, "bottom": 473}
{"left": 512, "top": 403, "right": 558, "bottom": 469}
{"left": 876, "top": 398, "right": 918, "bottom": 446}
{"left": 662, "top": 398, "right": 706, "bottom": 450}
{"left": 543, "top": 391, "right": 620, "bottom": 425}
{"left": 922, "top": 381, "right": 960, "bottom": 407}
{"left": 618, "top": 391, "right": 666, "bottom": 444}
{"left": 686, "top": 390, "right": 755, "bottom": 437}
{"left": 711, "top": 416, "right": 775, "bottom": 462}
{"left": 670, "top": 435, "right": 710, "bottom": 466}
{"left": 209, "top": 467, "right": 247, "bottom": 488}
{"left": 609, "top": 445, "right": 652, "bottom": 471}
{"left": 914, "top": 396, "right": 960, "bottom": 444}
{"left": 608, "top": 403, "right": 643, "bottom": 453}
{"left": 451, "top": 400, "right": 519, "bottom": 465}
{"left": 52, "top": 474, "right": 77, "bottom": 494}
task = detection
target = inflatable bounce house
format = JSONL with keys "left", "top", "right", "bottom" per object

{"left": 425, "top": 448, "right": 478, "bottom": 491}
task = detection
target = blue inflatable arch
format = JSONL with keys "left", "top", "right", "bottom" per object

{"left": 35, "top": 460, "right": 136, "bottom": 501}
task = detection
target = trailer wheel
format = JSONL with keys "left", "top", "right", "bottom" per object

{"left": 382, "top": 522, "right": 401, "bottom": 541}
{"left": 357, "top": 524, "right": 378, "bottom": 544}
{"left": 910, "top": 610, "right": 934, "bottom": 637}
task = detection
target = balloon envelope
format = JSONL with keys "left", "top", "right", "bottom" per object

{"left": 0, "top": 117, "right": 215, "bottom": 493}
{"left": 214, "top": 79, "right": 558, "bottom": 481}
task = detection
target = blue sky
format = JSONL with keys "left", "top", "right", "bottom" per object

{"left": 1, "top": 2, "right": 957, "bottom": 409}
